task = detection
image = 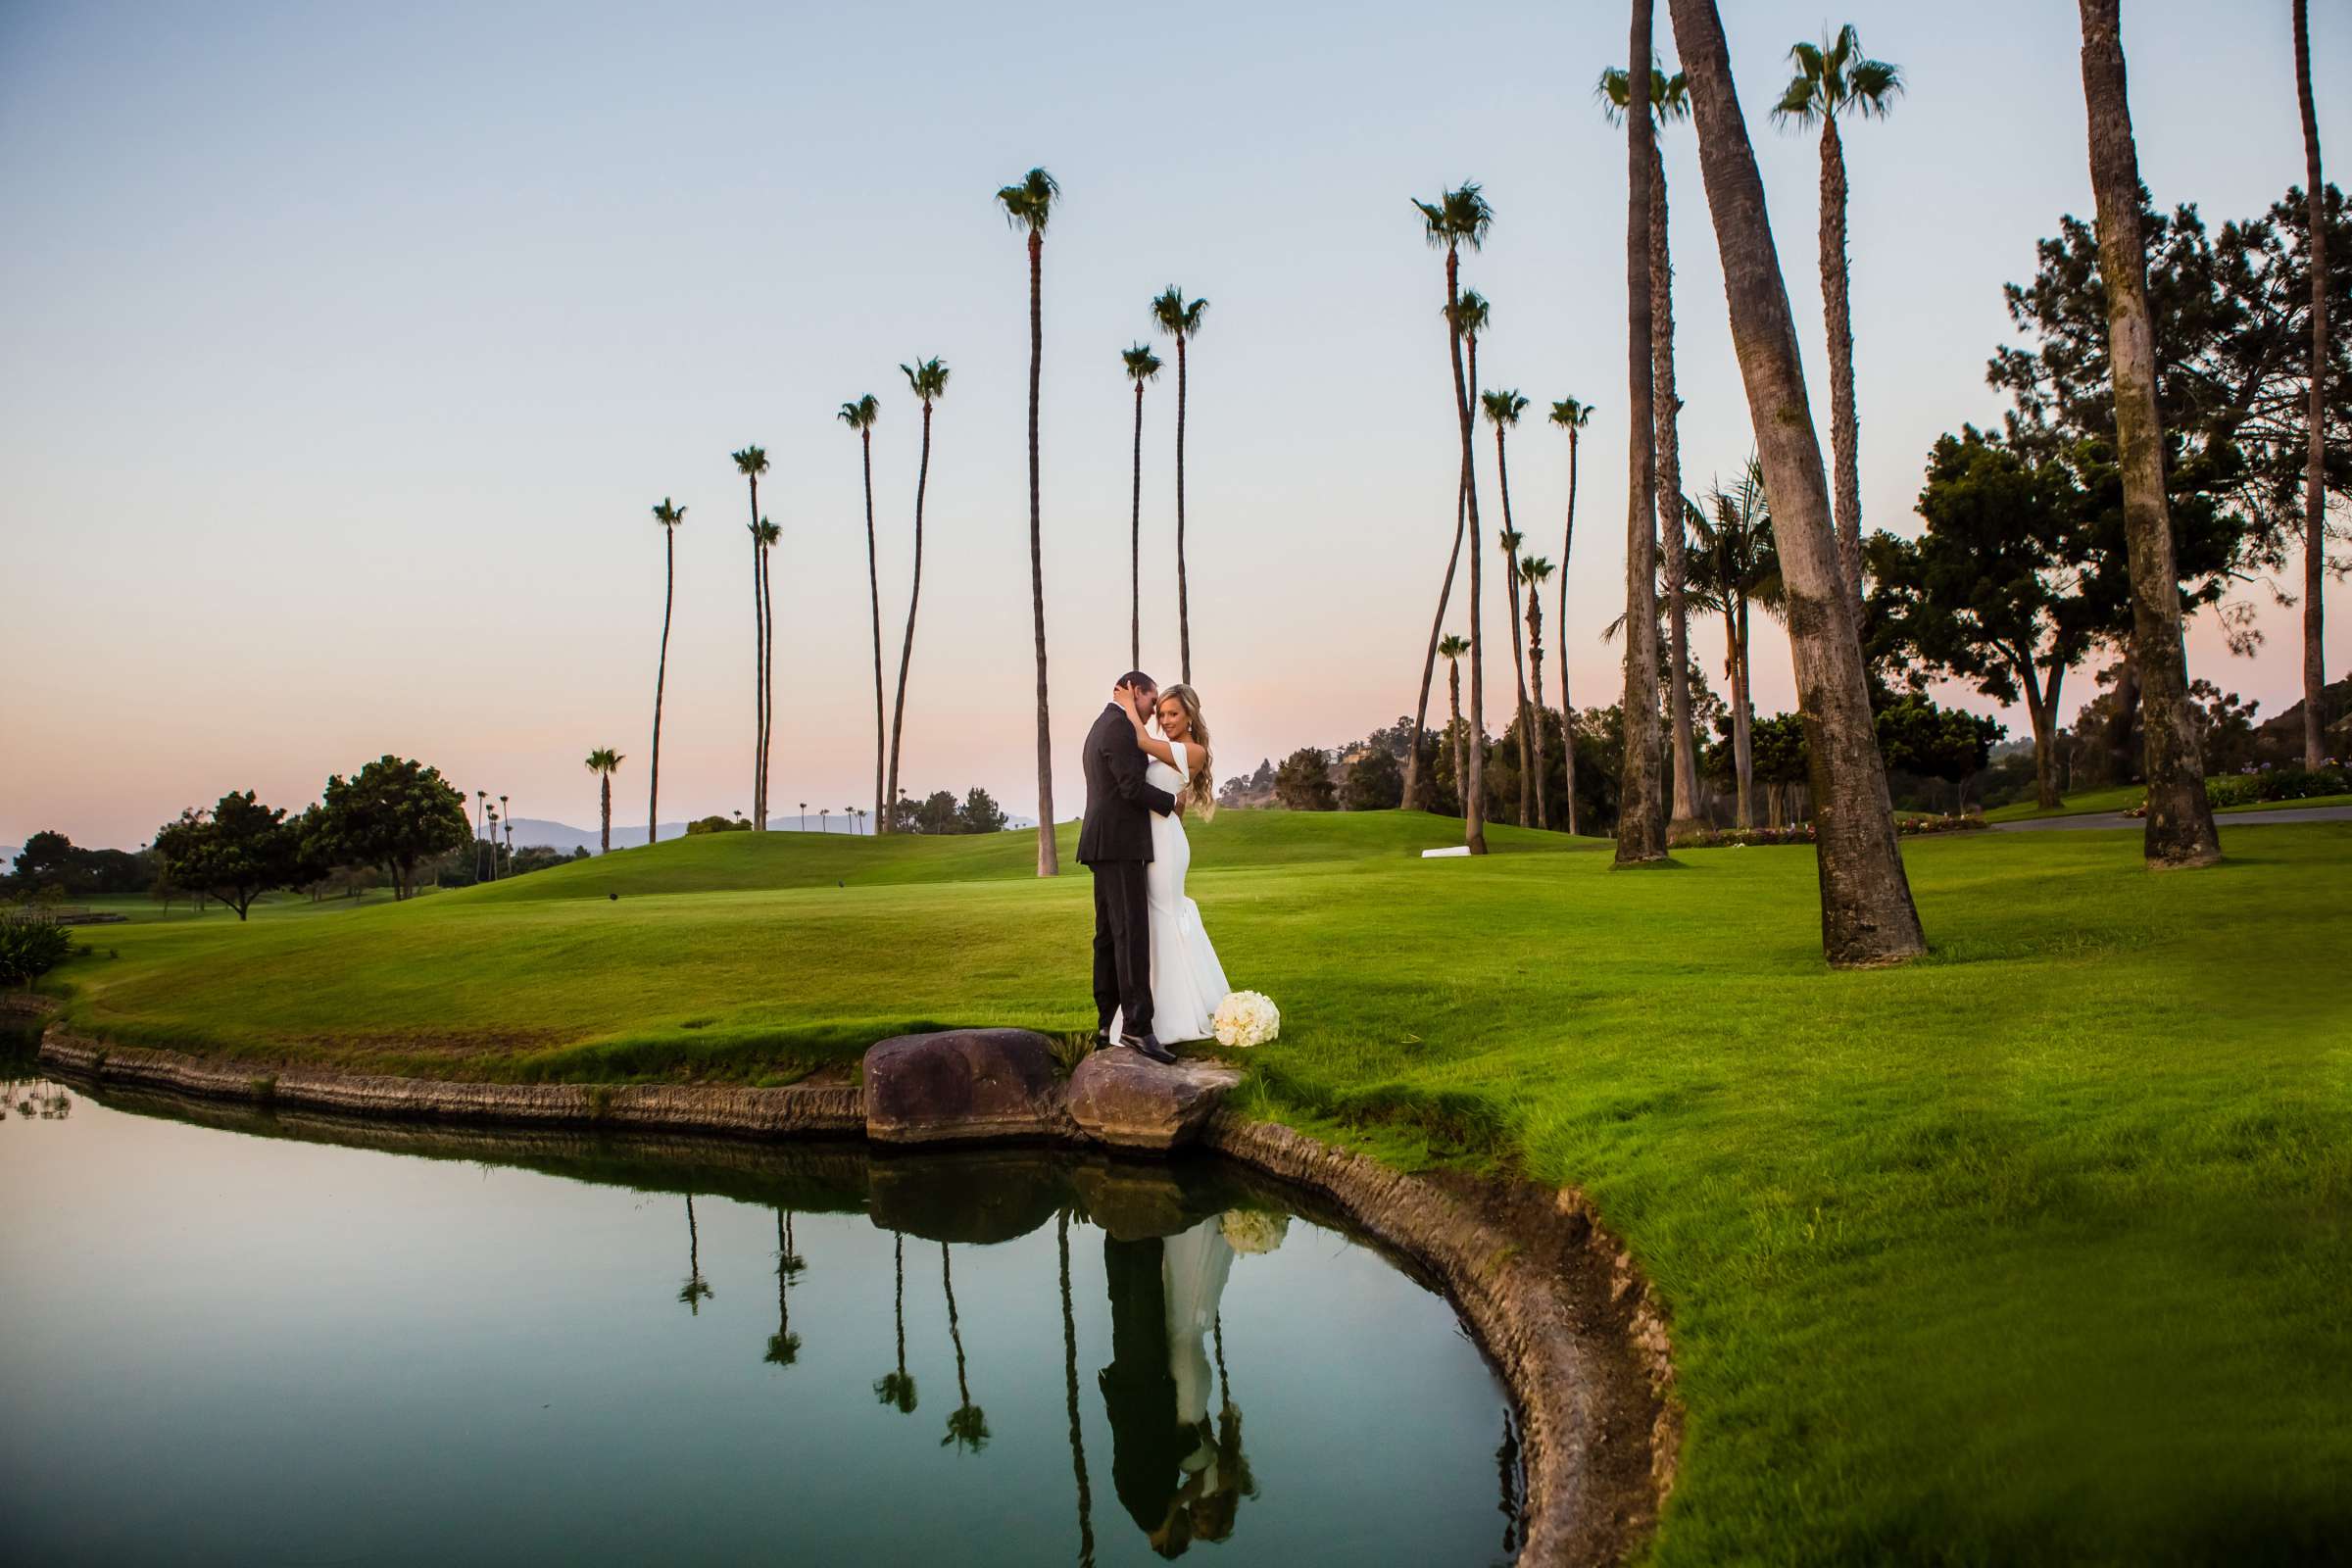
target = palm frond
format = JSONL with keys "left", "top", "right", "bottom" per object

{"left": 900, "top": 357, "right": 950, "bottom": 402}
{"left": 1549, "top": 396, "right": 1593, "bottom": 430}
{"left": 1520, "top": 555, "right": 1554, "bottom": 584}
{"left": 1438, "top": 634, "right": 1471, "bottom": 660}
{"left": 994, "top": 167, "right": 1058, "bottom": 233}
{"left": 1121, "top": 342, "right": 1163, "bottom": 382}
{"left": 652, "top": 497, "right": 684, "bottom": 529}
{"left": 1482, "top": 386, "right": 1527, "bottom": 426}
{"left": 731, "top": 445, "right": 769, "bottom": 476}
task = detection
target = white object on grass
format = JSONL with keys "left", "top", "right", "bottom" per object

{"left": 1421, "top": 846, "right": 1473, "bottom": 858}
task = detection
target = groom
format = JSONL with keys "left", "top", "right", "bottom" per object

{"left": 1080, "top": 671, "right": 1178, "bottom": 1065}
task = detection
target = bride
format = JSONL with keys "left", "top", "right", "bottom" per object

{"left": 1106, "top": 684, "right": 1233, "bottom": 1044}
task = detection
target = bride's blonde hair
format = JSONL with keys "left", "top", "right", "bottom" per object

{"left": 1157, "top": 684, "right": 1216, "bottom": 820}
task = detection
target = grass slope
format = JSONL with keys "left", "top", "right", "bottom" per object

{"left": 38, "top": 810, "right": 2352, "bottom": 1563}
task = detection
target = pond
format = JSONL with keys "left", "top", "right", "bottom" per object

{"left": 0, "top": 1031, "right": 1524, "bottom": 1565}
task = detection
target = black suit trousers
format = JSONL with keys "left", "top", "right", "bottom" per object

{"left": 1091, "top": 859, "right": 1152, "bottom": 1037}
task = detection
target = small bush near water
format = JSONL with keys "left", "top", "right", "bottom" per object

{"left": 0, "top": 917, "right": 74, "bottom": 988}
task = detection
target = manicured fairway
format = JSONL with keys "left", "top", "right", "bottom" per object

{"left": 37, "top": 811, "right": 2352, "bottom": 1564}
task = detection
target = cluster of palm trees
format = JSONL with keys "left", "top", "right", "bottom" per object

{"left": 469, "top": 787, "right": 517, "bottom": 879}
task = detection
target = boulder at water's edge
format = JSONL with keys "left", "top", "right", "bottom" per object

{"left": 862, "top": 1028, "right": 1067, "bottom": 1145}
{"left": 1066, "top": 1048, "right": 1241, "bottom": 1151}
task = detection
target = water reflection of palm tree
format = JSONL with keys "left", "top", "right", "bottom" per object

{"left": 676, "top": 1195, "right": 713, "bottom": 1314}
{"left": 765, "top": 1208, "right": 804, "bottom": 1367}
{"left": 1059, "top": 1211, "right": 1097, "bottom": 1566}
{"left": 872, "top": 1232, "right": 918, "bottom": 1413}
{"left": 940, "top": 1243, "right": 989, "bottom": 1453}
{"left": 1494, "top": 1406, "right": 1528, "bottom": 1558}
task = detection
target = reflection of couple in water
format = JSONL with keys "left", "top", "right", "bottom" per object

{"left": 1100, "top": 1214, "right": 1258, "bottom": 1557}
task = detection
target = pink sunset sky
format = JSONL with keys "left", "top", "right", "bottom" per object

{"left": 4, "top": 0, "right": 2344, "bottom": 850}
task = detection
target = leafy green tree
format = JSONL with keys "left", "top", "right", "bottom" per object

{"left": 1602, "top": 58, "right": 1700, "bottom": 838}
{"left": 648, "top": 497, "right": 686, "bottom": 844}
{"left": 733, "top": 445, "right": 772, "bottom": 830}
{"left": 957, "top": 787, "right": 1008, "bottom": 834}
{"left": 1410, "top": 184, "right": 1495, "bottom": 854}
{"left": 1548, "top": 397, "right": 1593, "bottom": 834}
{"left": 6, "top": 833, "right": 150, "bottom": 897}
{"left": 997, "top": 165, "right": 1062, "bottom": 878}
{"left": 1343, "top": 748, "right": 1403, "bottom": 811}
{"left": 583, "top": 749, "right": 623, "bottom": 854}
{"left": 316, "top": 756, "right": 470, "bottom": 900}
{"left": 151, "top": 791, "right": 302, "bottom": 920}
{"left": 1869, "top": 431, "right": 2090, "bottom": 809}
{"left": 1772, "top": 24, "right": 1902, "bottom": 609}
{"left": 1274, "top": 747, "right": 1337, "bottom": 810}
{"left": 1665, "top": 0, "right": 1926, "bottom": 962}
{"left": 1484, "top": 390, "right": 1539, "bottom": 827}
{"left": 839, "top": 394, "right": 885, "bottom": 831}
{"left": 888, "top": 360, "right": 951, "bottom": 836}
{"left": 2073, "top": 0, "right": 2220, "bottom": 867}
{"left": 1120, "top": 343, "right": 1163, "bottom": 667}
{"left": 1149, "top": 287, "right": 1209, "bottom": 682}
{"left": 1875, "top": 694, "right": 2003, "bottom": 811}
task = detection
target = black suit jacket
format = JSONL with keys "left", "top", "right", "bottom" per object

{"left": 1078, "top": 703, "right": 1176, "bottom": 864}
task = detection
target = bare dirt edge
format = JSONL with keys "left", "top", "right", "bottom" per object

{"left": 27, "top": 1011, "right": 1679, "bottom": 1568}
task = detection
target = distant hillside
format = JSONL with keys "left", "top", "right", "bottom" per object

{"left": 505, "top": 816, "right": 878, "bottom": 854}
{"left": 0, "top": 845, "right": 21, "bottom": 870}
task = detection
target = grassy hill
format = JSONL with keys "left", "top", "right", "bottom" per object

{"left": 32, "top": 809, "right": 2352, "bottom": 1562}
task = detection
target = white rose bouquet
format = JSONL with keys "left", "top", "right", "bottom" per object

{"left": 1211, "top": 990, "right": 1281, "bottom": 1050}
{"left": 1220, "top": 1208, "right": 1290, "bottom": 1256}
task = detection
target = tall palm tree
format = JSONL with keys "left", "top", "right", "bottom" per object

{"left": 1663, "top": 0, "right": 1929, "bottom": 960}
{"left": 1412, "top": 184, "right": 1496, "bottom": 854}
{"left": 677, "top": 1195, "right": 712, "bottom": 1314}
{"left": 888, "top": 359, "right": 951, "bottom": 836}
{"left": 998, "top": 168, "right": 1062, "bottom": 877}
{"left": 483, "top": 804, "right": 499, "bottom": 879}
{"left": 940, "top": 1243, "right": 988, "bottom": 1452}
{"left": 1602, "top": 60, "right": 1700, "bottom": 839}
{"left": 873, "top": 1232, "right": 918, "bottom": 1412}
{"left": 1520, "top": 557, "right": 1555, "bottom": 828}
{"left": 1772, "top": 24, "right": 1900, "bottom": 615}
{"left": 474, "top": 788, "right": 487, "bottom": 877}
{"left": 755, "top": 516, "right": 780, "bottom": 826}
{"left": 1404, "top": 289, "right": 1491, "bottom": 812}
{"left": 1150, "top": 287, "right": 1210, "bottom": 683}
{"left": 498, "top": 796, "right": 509, "bottom": 876}
{"left": 733, "top": 446, "right": 771, "bottom": 830}
{"left": 583, "top": 749, "right": 622, "bottom": 854}
{"left": 1607, "top": 16, "right": 1668, "bottom": 866}
{"left": 1057, "top": 1211, "right": 1095, "bottom": 1563}
{"left": 1121, "top": 343, "right": 1164, "bottom": 668}
{"left": 1548, "top": 398, "right": 1592, "bottom": 835}
{"left": 2074, "top": 0, "right": 2221, "bottom": 868}
{"left": 2294, "top": 0, "right": 2329, "bottom": 768}
{"left": 765, "top": 1208, "right": 805, "bottom": 1368}
{"left": 648, "top": 497, "right": 686, "bottom": 846}
{"left": 1439, "top": 634, "right": 1471, "bottom": 811}
{"left": 1686, "top": 460, "right": 1783, "bottom": 827}
{"left": 1484, "top": 389, "right": 1538, "bottom": 827}
{"left": 839, "top": 395, "right": 885, "bottom": 831}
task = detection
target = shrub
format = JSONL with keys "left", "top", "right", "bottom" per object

{"left": 0, "top": 917, "right": 74, "bottom": 988}
{"left": 2202, "top": 763, "right": 2347, "bottom": 808}
{"left": 2204, "top": 775, "right": 2261, "bottom": 808}
{"left": 1679, "top": 814, "right": 1989, "bottom": 849}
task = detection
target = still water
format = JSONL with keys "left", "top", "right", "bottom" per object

{"left": 0, "top": 1041, "right": 1521, "bottom": 1565}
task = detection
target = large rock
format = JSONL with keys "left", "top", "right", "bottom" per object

{"left": 1066, "top": 1049, "right": 1242, "bottom": 1152}
{"left": 868, "top": 1149, "right": 1071, "bottom": 1244}
{"left": 862, "top": 1028, "right": 1068, "bottom": 1146}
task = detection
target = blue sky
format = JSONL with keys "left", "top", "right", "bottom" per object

{"left": 3, "top": 0, "right": 2344, "bottom": 846}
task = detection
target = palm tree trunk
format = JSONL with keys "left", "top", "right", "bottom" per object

{"left": 1027, "top": 229, "right": 1059, "bottom": 876}
{"left": 1654, "top": 140, "right": 1701, "bottom": 837}
{"left": 761, "top": 543, "right": 776, "bottom": 830}
{"left": 1559, "top": 428, "right": 1581, "bottom": 836}
{"left": 1175, "top": 332, "right": 1193, "bottom": 685}
{"left": 1495, "top": 427, "right": 1535, "bottom": 827}
{"left": 864, "top": 427, "right": 887, "bottom": 834}
{"left": 650, "top": 529, "right": 672, "bottom": 846}
{"left": 888, "top": 404, "right": 934, "bottom": 837}
{"left": 599, "top": 773, "right": 611, "bottom": 855}
{"left": 1819, "top": 115, "right": 1866, "bottom": 613}
{"left": 1403, "top": 485, "right": 1469, "bottom": 812}
{"left": 1448, "top": 251, "right": 1490, "bottom": 856}
{"left": 2076, "top": 0, "right": 2221, "bottom": 869}
{"left": 1131, "top": 380, "right": 1145, "bottom": 670}
{"left": 749, "top": 477, "right": 765, "bottom": 829}
{"left": 1617, "top": 0, "right": 1668, "bottom": 867}
{"left": 2295, "top": 0, "right": 2329, "bottom": 769}
{"left": 1447, "top": 661, "right": 1466, "bottom": 811}
{"left": 1527, "top": 594, "right": 1549, "bottom": 828}
{"left": 1731, "top": 601, "right": 1754, "bottom": 827}
{"left": 1665, "top": 0, "right": 1928, "bottom": 960}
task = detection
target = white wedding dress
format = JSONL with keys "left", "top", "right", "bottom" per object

{"left": 1108, "top": 741, "right": 1232, "bottom": 1044}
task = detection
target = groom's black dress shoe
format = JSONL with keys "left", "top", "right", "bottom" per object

{"left": 1121, "top": 1033, "right": 1178, "bottom": 1065}
{"left": 1090, "top": 1030, "right": 1113, "bottom": 1053}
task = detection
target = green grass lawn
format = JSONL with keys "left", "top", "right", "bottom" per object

{"left": 36, "top": 811, "right": 2352, "bottom": 1563}
{"left": 1984, "top": 786, "right": 2352, "bottom": 821}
